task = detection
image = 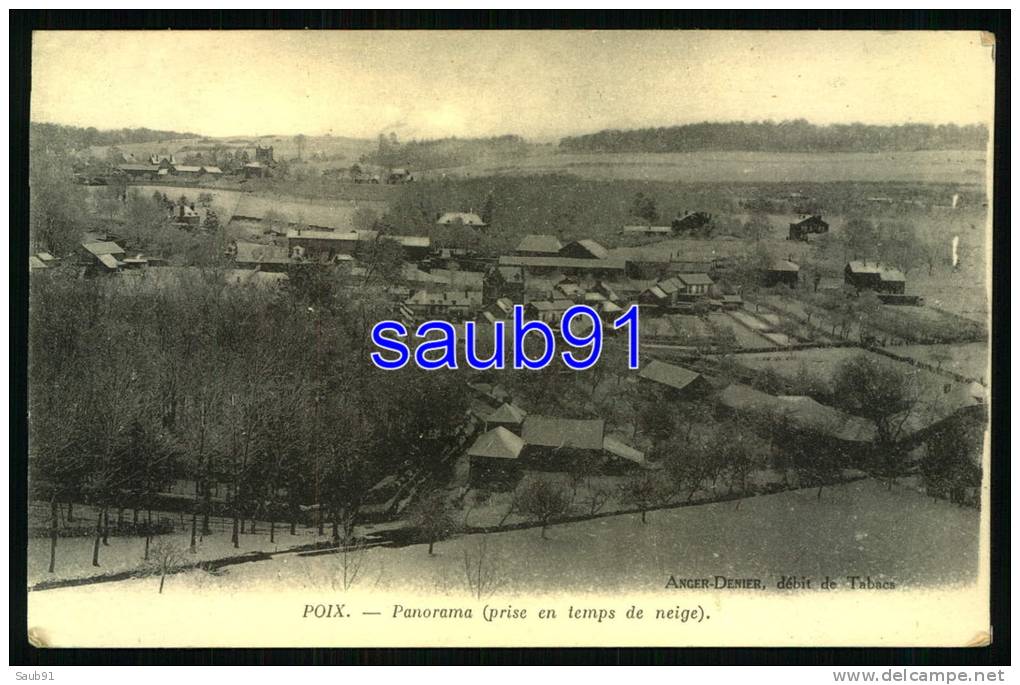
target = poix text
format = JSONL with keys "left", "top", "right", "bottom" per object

{"left": 370, "top": 304, "right": 639, "bottom": 371}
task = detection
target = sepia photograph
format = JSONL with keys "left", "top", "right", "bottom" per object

{"left": 21, "top": 27, "right": 996, "bottom": 649}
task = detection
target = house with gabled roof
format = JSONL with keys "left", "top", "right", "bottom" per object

{"left": 79, "top": 241, "right": 126, "bottom": 272}
{"left": 764, "top": 259, "right": 800, "bottom": 288}
{"left": 484, "top": 402, "right": 528, "bottom": 434}
{"left": 520, "top": 415, "right": 605, "bottom": 471}
{"left": 467, "top": 426, "right": 525, "bottom": 487}
{"left": 515, "top": 234, "right": 562, "bottom": 257}
{"left": 638, "top": 360, "right": 713, "bottom": 400}
{"left": 559, "top": 239, "right": 609, "bottom": 260}
{"left": 844, "top": 261, "right": 906, "bottom": 294}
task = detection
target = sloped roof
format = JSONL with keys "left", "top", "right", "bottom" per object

{"left": 234, "top": 242, "right": 291, "bottom": 265}
{"left": 562, "top": 239, "right": 609, "bottom": 260}
{"left": 603, "top": 436, "right": 646, "bottom": 465}
{"left": 29, "top": 256, "right": 47, "bottom": 270}
{"left": 202, "top": 166, "right": 223, "bottom": 174}
{"left": 770, "top": 259, "right": 800, "bottom": 272}
{"left": 467, "top": 427, "right": 525, "bottom": 460}
{"left": 846, "top": 261, "right": 905, "bottom": 282}
{"left": 498, "top": 255, "right": 626, "bottom": 271}
{"left": 486, "top": 403, "right": 528, "bottom": 425}
{"left": 717, "top": 384, "right": 877, "bottom": 443}
{"left": 639, "top": 360, "right": 704, "bottom": 392}
{"left": 174, "top": 165, "right": 203, "bottom": 173}
{"left": 516, "top": 234, "right": 562, "bottom": 254}
{"left": 522, "top": 416, "right": 604, "bottom": 451}
{"left": 82, "top": 241, "right": 125, "bottom": 257}
{"left": 437, "top": 212, "right": 486, "bottom": 226}
{"left": 676, "top": 273, "right": 714, "bottom": 286}
{"left": 96, "top": 253, "right": 121, "bottom": 270}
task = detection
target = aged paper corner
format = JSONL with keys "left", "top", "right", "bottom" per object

{"left": 27, "top": 626, "right": 50, "bottom": 648}
{"left": 979, "top": 31, "right": 996, "bottom": 48}
{"left": 964, "top": 630, "right": 991, "bottom": 648}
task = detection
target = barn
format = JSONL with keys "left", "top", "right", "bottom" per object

{"left": 844, "top": 261, "right": 906, "bottom": 294}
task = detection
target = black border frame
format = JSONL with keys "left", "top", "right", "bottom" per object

{"left": 9, "top": 9, "right": 1010, "bottom": 667}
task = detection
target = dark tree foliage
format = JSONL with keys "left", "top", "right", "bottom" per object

{"left": 559, "top": 120, "right": 989, "bottom": 154}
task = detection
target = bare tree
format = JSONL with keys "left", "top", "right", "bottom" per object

{"left": 462, "top": 534, "right": 505, "bottom": 600}
{"left": 332, "top": 535, "right": 369, "bottom": 592}
{"left": 515, "top": 477, "right": 572, "bottom": 539}
{"left": 619, "top": 472, "right": 670, "bottom": 523}
{"left": 408, "top": 492, "right": 458, "bottom": 555}
{"left": 143, "top": 538, "right": 188, "bottom": 594}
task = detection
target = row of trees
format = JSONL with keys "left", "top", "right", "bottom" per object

{"left": 29, "top": 270, "right": 470, "bottom": 573}
{"left": 559, "top": 120, "right": 989, "bottom": 154}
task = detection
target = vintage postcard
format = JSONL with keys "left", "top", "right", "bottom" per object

{"left": 25, "top": 29, "right": 994, "bottom": 648}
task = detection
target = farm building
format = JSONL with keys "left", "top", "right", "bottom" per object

{"left": 404, "top": 289, "right": 480, "bottom": 319}
{"left": 201, "top": 165, "right": 223, "bottom": 176}
{"left": 484, "top": 402, "right": 528, "bottom": 434}
{"left": 79, "top": 241, "right": 125, "bottom": 272}
{"left": 672, "top": 211, "right": 713, "bottom": 233}
{"left": 719, "top": 294, "right": 744, "bottom": 310}
{"left": 243, "top": 162, "right": 268, "bottom": 179}
{"left": 638, "top": 360, "right": 712, "bottom": 400}
{"left": 638, "top": 273, "right": 714, "bottom": 308}
{"left": 172, "top": 165, "right": 203, "bottom": 177}
{"left": 764, "top": 259, "right": 800, "bottom": 288}
{"left": 390, "top": 235, "right": 432, "bottom": 261}
{"left": 149, "top": 153, "right": 177, "bottom": 166}
{"left": 437, "top": 212, "right": 487, "bottom": 227}
{"left": 497, "top": 255, "right": 627, "bottom": 278}
{"left": 515, "top": 234, "right": 562, "bottom": 257}
{"left": 524, "top": 299, "right": 574, "bottom": 324}
{"left": 520, "top": 416, "right": 605, "bottom": 471}
{"left": 788, "top": 214, "right": 830, "bottom": 241}
{"left": 559, "top": 239, "right": 609, "bottom": 260}
{"left": 467, "top": 426, "right": 524, "bottom": 488}
{"left": 233, "top": 242, "right": 292, "bottom": 271}
{"left": 676, "top": 273, "right": 714, "bottom": 296}
{"left": 287, "top": 230, "right": 360, "bottom": 259}
{"left": 116, "top": 163, "right": 160, "bottom": 179}
{"left": 29, "top": 256, "right": 48, "bottom": 271}
{"left": 717, "top": 383, "right": 872, "bottom": 449}
{"left": 844, "top": 261, "right": 906, "bottom": 295}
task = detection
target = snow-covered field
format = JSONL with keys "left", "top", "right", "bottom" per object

{"left": 29, "top": 479, "right": 979, "bottom": 598}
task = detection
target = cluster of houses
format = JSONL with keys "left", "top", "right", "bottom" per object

{"left": 462, "top": 349, "right": 983, "bottom": 491}
{"left": 464, "top": 382, "right": 649, "bottom": 487}
{"left": 113, "top": 145, "right": 277, "bottom": 181}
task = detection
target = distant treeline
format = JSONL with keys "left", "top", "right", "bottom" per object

{"left": 31, "top": 122, "right": 200, "bottom": 151}
{"left": 558, "top": 120, "right": 990, "bottom": 154}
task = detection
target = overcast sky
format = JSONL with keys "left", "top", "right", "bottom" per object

{"left": 32, "top": 30, "right": 995, "bottom": 141}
